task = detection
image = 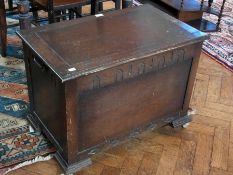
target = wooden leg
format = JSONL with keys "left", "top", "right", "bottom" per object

{"left": 47, "top": 6, "right": 56, "bottom": 23}
{"left": 208, "top": 0, "right": 213, "bottom": 7}
{"left": 74, "top": 7, "right": 82, "bottom": 18}
{"left": 17, "top": 0, "right": 31, "bottom": 30}
{"left": 69, "top": 9, "right": 74, "bottom": 20}
{"left": 55, "top": 10, "right": 61, "bottom": 22}
{"left": 216, "top": 0, "right": 226, "bottom": 31}
{"left": 30, "top": 2, "right": 39, "bottom": 21}
{"left": 91, "top": 0, "right": 99, "bottom": 15}
{"left": 61, "top": 10, "right": 66, "bottom": 20}
{"left": 0, "top": 26, "right": 7, "bottom": 57}
{"left": 115, "top": 0, "right": 121, "bottom": 10}
{"left": 0, "top": 0, "right": 7, "bottom": 57}
{"left": 8, "top": 0, "right": 13, "bottom": 10}
{"left": 32, "top": 10, "right": 39, "bottom": 21}
{"left": 122, "top": 0, "right": 132, "bottom": 8}
{"left": 98, "top": 2, "right": 103, "bottom": 12}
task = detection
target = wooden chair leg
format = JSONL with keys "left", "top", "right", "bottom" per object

{"left": 115, "top": 0, "right": 121, "bottom": 10}
{"left": 0, "top": 0, "right": 7, "bottom": 57}
{"left": 69, "top": 9, "right": 74, "bottom": 20}
{"left": 61, "top": 10, "right": 67, "bottom": 20}
{"left": 54, "top": 10, "right": 61, "bottom": 22}
{"left": 98, "top": 2, "right": 103, "bottom": 12}
{"left": 32, "top": 10, "right": 39, "bottom": 20}
{"left": 0, "top": 28, "right": 7, "bottom": 57}
{"left": 48, "top": 9, "right": 55, "bottom": 23}
{"left": 208, "top": 0, "right": 213, "bottom": 7}
{"left": 74, "top": 7, "right": 82, "bottom": 18}
{"left": 8, "top": 0, "right": 13, "bottom": 10}
{"left": 216, "top": 0, "right": 226, "bottom": 30}
{"left": 30, "top": 1, "right": 39, "bottom": 21}
{"left": 18, "top": 0, "right": 31, "bottom": 30}
{"left": 91, "top": 0, "right": 99, "bottom": 15}
{"left": 122, "top": 0, "right": 132, "bottom": 8}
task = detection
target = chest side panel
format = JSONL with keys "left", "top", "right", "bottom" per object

{"left": 28, "top": 54, "right": 67, "bottom": 153}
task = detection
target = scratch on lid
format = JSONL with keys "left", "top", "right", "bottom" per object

{"left": 95, "top": 14, "right": 104, "bottom": 17}
{"left": 68, "top": 67, "right": 76, "bottom": 72}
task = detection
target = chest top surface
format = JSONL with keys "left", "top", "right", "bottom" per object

{"left": 17, "top": 4, "right": 208, "bottom": 82}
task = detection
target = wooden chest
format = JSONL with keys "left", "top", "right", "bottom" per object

{"left": 17, "top": 5, "right": 208, "bottom": 174}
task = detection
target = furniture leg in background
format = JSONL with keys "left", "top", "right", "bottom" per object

{"left": 17, "top": 0, "right": 31, "bottom": 30}
{"left": 122, "top": 0, "right": 132, "bottom": 8}
{"left": 91, "top": 0, "right": 121, "bottom": 15}
{"left": 8, "top": 0, "right": 13, "bottom": 10}
{"left": 208, "top": 0, "right": 213, "bottom": 7}
{"left": 0, "top": 0, "right": 7, "bottom": 57}
{"left": 216, "top": 0, "right": 227, "bottom": 31}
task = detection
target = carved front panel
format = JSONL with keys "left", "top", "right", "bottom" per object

{"left": 77, "top": 46, "right": 193, "bottom": 93}
{"left": 77, "top": 45, "right": 194, "bottom": 150}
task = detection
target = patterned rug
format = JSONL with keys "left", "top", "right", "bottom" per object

{"left": 0, "top": 8, "right": 55, "bottom": 175}
{"left": 202, "top": 0, "right": 233, "bottom": 71}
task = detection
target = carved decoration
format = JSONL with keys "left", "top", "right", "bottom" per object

{"left": 115, "top": 69, "right": 124, "bottom": 82}
{"left": 92, "top": 75, "right": 101, "bottom": 89}
{"left": 90, "top": 49, "right": 187, "bottom": 90}
{"left": 138, "top": 62, "right": 145, "bottom": 75}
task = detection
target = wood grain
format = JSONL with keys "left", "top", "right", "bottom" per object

{"left": 174, "top": 140, "right": 196, "bottom": 175}
{"left": 211, "top": 127, "right": 230, "bottom": 170}
{"left": 219, "top": 77, "right": 233, "bottom": 106}
{"left": 228, "top": 121, "right": 233, "bottom": 172}
{"left": 206, "top": 76, "right": 222, "bottom": 102}
{"left": 192, "top": 134, "right": 213, "bottom": 175}
{"left": 137, "top": 151, "right": 163, "bottom": 175}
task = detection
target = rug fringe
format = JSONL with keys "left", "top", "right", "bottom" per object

{"left": 4, "top": 154, "right": 54, "bottom": 175}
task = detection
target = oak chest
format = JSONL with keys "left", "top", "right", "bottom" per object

{"left": 17, "top": 5, "right": 208, "bottom": 174}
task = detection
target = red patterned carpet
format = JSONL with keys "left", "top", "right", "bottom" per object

{"left": 202, "top": 0, "right": 233, "bottom": 71}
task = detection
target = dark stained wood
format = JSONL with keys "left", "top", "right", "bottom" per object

{"left": 188, "top": 19, "right": 219, "bottom": 33}
{"left": 156, "top": 0, "right": 206, "bottom": 11}
{"left": 78, "top": 59, "right": 192, "bottom": 149}
{"left": 0, "top": 0, "right": 7, "bottom": 57}
{"left": 90, "top": 0, "right": 121, "bottom": 15}
{"left": 150, "top": 0, "right": 205, "bottom": 23}
{"left": 35, "top": 0, "right": 88, "bottom": 8}
{"left": 17, "top": 5, "right": 207, "bottom": 174}
{"left": 178, "top": 10, "right": 203, "bottom": 22}
{"left": 31, "top": 0, "right": 90, "bottom": 25}
{"left": 17, "top": 0, "right": 31, "bottom": 30}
